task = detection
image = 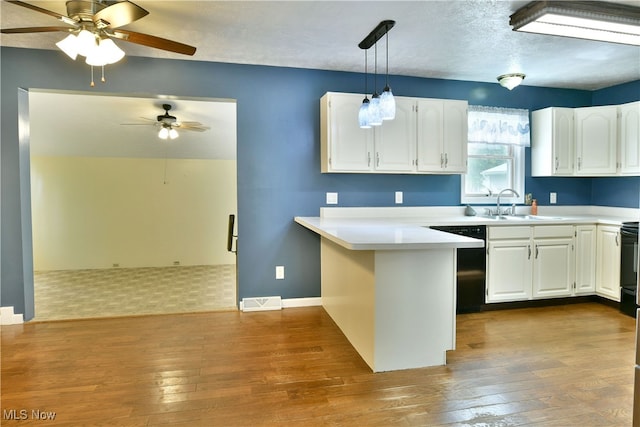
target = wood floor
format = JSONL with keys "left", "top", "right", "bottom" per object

{"left": 1, "top": 302, "right": 635, "bottom": 426}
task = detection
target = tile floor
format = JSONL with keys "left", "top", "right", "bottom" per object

{"left": 33, "top": 264, "right": 237, "bottom": 321}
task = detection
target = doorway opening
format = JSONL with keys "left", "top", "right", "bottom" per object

{"left": 26, "top": 89, "right": 238, "bottom": 321}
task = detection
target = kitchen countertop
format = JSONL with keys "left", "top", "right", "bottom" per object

{"left": 295, "top": 205, "right": 638, "bottom": 251}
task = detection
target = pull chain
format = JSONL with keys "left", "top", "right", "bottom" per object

{"left": 90, "top": 66, "right": 95, "bottom": 87}
{"left": 101, "top": 66, "right": 106, "bottom": 83}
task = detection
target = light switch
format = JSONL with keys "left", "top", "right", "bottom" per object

{"left": 326, "top": 192, "right": 338, "bottom": 205}
{"left": 550, "top": 192, "right": 557, "bottom": 204}
{"left": 395, "top": 191, "right": 403, "bottom": 204}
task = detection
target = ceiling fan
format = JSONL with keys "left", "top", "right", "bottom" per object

{"left": 123, "top": 103, "right": 210, "bottom": 139}
{"left": 1, "top": 1, "right": 196, "bottom": 83}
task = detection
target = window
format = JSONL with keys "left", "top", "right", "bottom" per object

{"left": 461, "top": 106, "right": 530, "bottom": 205}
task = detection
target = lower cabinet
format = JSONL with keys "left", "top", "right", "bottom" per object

{"left": 596, "top": 224, "right": 622, "bottom": 301}
{"left": 487, "top": 225, "right": 576, "bottom": 303}
{"left": 532, "top": 226, "right": 575, "bottom": 299}
{"left": 575, "top": 225, "right": 597, "bottom": 294}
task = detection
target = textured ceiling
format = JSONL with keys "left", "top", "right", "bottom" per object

{"left": 2, "top": 0, "right": 639, "bottom": 91}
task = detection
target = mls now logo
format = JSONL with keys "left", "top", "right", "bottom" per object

{"left": 3, "top": 409, "right": 56, "bottom": 420}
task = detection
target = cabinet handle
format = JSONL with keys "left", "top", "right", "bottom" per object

{"left": 535, "top": 245, "right": 539, "bottom": 259}
{"left": 368, "top": 152, "right": 371, "bottom": 167}
{"left": 528, "top": 245, "right": 531, "bottom": 259}
{"left": 444, "top": 153, "right": 448, "bottom": 168}
{"left": 440, "top": 153, "right": 444, "bottom": 168}
{"left": 376, "top": 152, "right": 380, "bottom": 167}
{"left": 555, "top": 157, "right": 559, "bottom": 171}
{"left": 577, "top": 157, "right": 581, "bottom": 170}
{"left": 616, "top": 233, "right": 619, "bottom": 246}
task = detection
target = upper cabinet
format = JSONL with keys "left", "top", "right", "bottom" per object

{"left": 575, "top": 105, "right": 617, "bottom": 175}
{"left": 531, "top": 107, "right": 574, "bottom": 176}
{"left": 416, "top": 99, "right": 468, "bottom": 173}
{"left": 531, "top": 102, "right": 639, "bottom": 177}
{"left": 619, "top": 101, "right": 640, "bottom": 175}
{"left": 320, "top": 92, "right": 468, "bottom": 174}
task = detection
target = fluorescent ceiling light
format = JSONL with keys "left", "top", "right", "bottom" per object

{"left": 510, "top": 1, "right": 640, "bottom": 46}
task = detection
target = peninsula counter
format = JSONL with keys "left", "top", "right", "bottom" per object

{"left": 294, "top": 216, "right": 483, "bottom": 372}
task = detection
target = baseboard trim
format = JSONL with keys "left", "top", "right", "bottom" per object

{"left": 282, "top": 297, "right": 322, "bottom": 308}
{"left": 0, "top": 307, "right": 24, "bottom": 325}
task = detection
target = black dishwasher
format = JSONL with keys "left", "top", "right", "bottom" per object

{"left": 431, "top": 225, "right": 486, "bottom": 313}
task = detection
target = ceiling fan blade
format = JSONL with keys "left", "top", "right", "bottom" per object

{"left": 6, "top": 1, "right": 68, "bottom": 21}
{"left": 1, "top": 26, "right": 73, "bottom": 34}
{"left": 93, "top": 1, "right": 148, "bottom": 29}
{"left": 111, "top": 29, "right": 196, "bottom": 56}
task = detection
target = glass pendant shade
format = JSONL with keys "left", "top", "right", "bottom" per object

{"left": 158, "top": 127, "right": 170, "bottom": 139}
{"left": 359, "top": 97, "right": 371, "bottom": 128}
{"left": 368, "top": 93, "right": 382, "bottom": 126}
{"left": 169, "top": 128, "right": 179, "bottom": 139}
{"left": 56, "top": 34, "right": 79, "bottom": 60}
{"left": 379, "top": 86, "right": 396, "bottom": 120}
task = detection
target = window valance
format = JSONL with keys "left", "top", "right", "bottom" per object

{"left": 468, "top": 105, "right": 530, "bottom": 147}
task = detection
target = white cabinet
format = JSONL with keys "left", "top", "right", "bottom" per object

{"left": 416, "top": 99, "right": 468, "bottom": 173}
{"left": 619, "top": 101, "right": 640, "bottom": 175}
{"left": 321, "top": 92, "right": 373, "bottom": 172}
{"left": 531, "top": 107, "right": 574, "bottom": 176}
{"left": 320, "top": 92, "right": 467, "bottom": 174}
{"left": 574, "top": 225, "right": 597, "bottom": 295}
{"left": 575, "top": 105, "right": 618, "bottom": 175}
{"left": 596, "top": 225, "right": 622, "bottom": 301}
{"left": 486, "top": 226, "right": 532, "bottom": 302}
{"left": 531, "top": 226, "right": 575, "bottom": 299}
{"left": 487, "top": 225, "right": 575, "bottom": 303}
{"left": 374, "top": 97, "right": 416, "bottom": 172}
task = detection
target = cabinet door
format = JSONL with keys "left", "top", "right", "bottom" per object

{"left": 619, "top": 101, "right": 640, "bottom": 175}
{"left": 322, "top": 92, "right": 373, "bottom": 172}
{"left": 442, "top": 100, "right": 468, "bottom": 173}
{"left": 575, "top": 225, "right": 597, "bottom": 294}
{"left": 486, "top": 239, "right": 532, "bottom": 302}
{"left": 596, "top": 225, "right": 621, "bottom": 301}
{"left": 553, "top": 108, "right": 575, "bottom": 175}
{"left": 374, "top": 97, "right": 416, "bottom": 172}
{"left": 575, "top": 106, "right": 617, "bottom": 175}
{"left": 416, "top": 99, "right": 444, "bottom": 172}
{"left": 532, "top": 237, "right": 574, "bottom": 299}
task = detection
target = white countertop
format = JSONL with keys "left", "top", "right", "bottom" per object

{"left": 294, "top": 216, "right": 484, "bottom": 250}
{"left": 295, "top": 205, "right": 639, "bottom": 251}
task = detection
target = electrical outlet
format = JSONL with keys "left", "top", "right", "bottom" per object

{"left": 550, "top": 192, "right": 557, "bottom": 204}
{"left": 326, "top": 192, "right": 338, "bottom": 205}
{"left": 276, "top": 266, "right": 285, "bottom": 280}
{"left": 395, "top": 191, "right": 403, "bottom": 204}
{"left": 173, "top": 261, "right": 180, "bottom": 266}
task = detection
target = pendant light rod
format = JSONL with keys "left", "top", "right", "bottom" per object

{"left": 358, "top": 20, "right": 395, "bottom": 50}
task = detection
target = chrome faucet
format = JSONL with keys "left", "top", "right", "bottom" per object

{"left": 496, "top": 188, "right": 520, "bottom": 217}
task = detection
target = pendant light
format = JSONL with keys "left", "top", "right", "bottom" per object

{"left": 358, "top": 49, "right": 371, "bottom": 128}
{"left": 357, "top": 20, "right": 395, "bottom": 128}
{"left": 379, "top": 29, "right": 396, "bottom": 120}
{"left": 368, "top": 43, "right": 383, "bottom": 127}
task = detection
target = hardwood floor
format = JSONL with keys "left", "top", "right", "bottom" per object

{"left": 1, "top": 303, "right": 635, "bottom": 426}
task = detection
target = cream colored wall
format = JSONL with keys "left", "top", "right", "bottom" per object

{"left": 30, "top": 156, "right": 237, "bottom": 271}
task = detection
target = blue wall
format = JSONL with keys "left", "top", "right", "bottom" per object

{"left": 1, "top": 47, "right": 638, "bottom": 318}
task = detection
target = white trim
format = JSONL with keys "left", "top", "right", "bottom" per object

{"left": 282, "top": 297, "right": 322, "bottom": 308}
{"left": 0, "top": 307, "right": 24, "bottom": 325}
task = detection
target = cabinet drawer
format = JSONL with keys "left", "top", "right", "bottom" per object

{"left": 533, "top": 225, "right": 574, "bottom": 238}
{"left": 488, "top": 226, "right": 530, "bottom": 240}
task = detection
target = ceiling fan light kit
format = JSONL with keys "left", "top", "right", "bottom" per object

{"left": 358, "top": 20, "right": 395, "bottom": 129}
{"left": 510, "top": 0, "right": 640, "bottom": 46}
{"left": 498, "top": 73, "right": 526, "bottom": 90}
{"left": 2, "top": 0, "right": 198, "bottom": 86}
